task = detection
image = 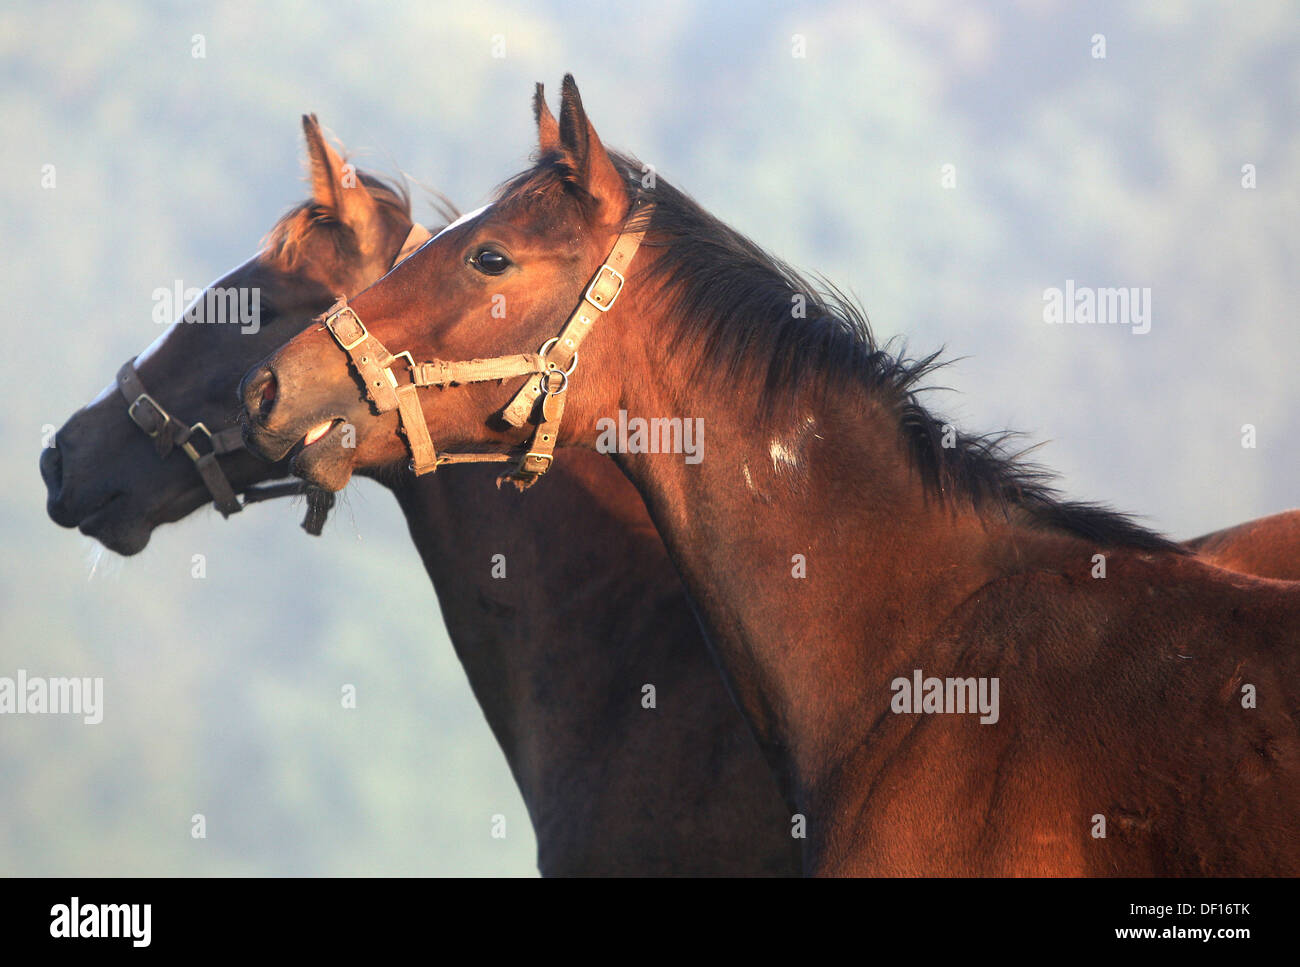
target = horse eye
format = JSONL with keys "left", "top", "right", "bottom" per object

{"left": 470, "top": 248, "right": 511, "bottom": 275}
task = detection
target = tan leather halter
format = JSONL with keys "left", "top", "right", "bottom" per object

{"left": 116, "top": 222, "right": 433, "bottom": 533}
{"left": 320, "top": 197, "right": 653, "bottom": 490}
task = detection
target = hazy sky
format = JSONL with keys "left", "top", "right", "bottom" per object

{"left": 2, "top": 0, "right": 1295, "bottom": 874}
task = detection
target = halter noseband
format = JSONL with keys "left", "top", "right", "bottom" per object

{"left": 115, "top": 222, "right": 434, "bottom": 533}
{"left": 320, "top": 196, "right": 653, "bottom": 490}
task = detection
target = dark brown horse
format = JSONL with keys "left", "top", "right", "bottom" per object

{"left": 41, "top": 116, "right": 797, "bottom": 875}
{"left": 243, "top": 78, "right": 1300, "bottom": 875}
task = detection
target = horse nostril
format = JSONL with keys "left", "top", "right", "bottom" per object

{"left": 241, "top": 366, "right": 278, "bottom": 425}
{"left": 259, "top": 372, "right": 277, "bottom": 415}
{"left": 39, "top": 443, "right": 63, "bottom": 493}
{"left": 40, "top": 443, "right": 81, "bottom": 528}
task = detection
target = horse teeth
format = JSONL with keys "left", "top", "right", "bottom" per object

{"left": 303, "top": 420, "right": 334, "bottom": 446}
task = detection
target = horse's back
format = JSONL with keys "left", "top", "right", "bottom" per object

{"left": 1186, "top": 509, "right": 1300, "bottom": 581}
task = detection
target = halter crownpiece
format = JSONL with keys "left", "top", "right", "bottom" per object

{"left": 321, "top": 195, "right": 654, "bottom": 490}
{"left": 115, "top": 222, "right": 435, "bottom": 532}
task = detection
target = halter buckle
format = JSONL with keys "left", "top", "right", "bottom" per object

{"left": 584, "top": 264, "right": 625, "bottom": 312}
{"left": 519, "top": 452, "right": 554, "bottom": 475}
{"left": 325, "top": 306, "right": 369, "bottom": 351}
{"left": 180, "top": 422, "right": 215, "bottom": 463}
{"left": 127, "top": 393, "right": 170, "bottom": 437}
{"left": 385, "top": 351, "right": 415, "bottom": 389}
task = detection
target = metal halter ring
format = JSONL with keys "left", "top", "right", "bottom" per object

{"left": 538, "top": 337, "right": 578, "bottom": 376}
{"left": 540, "top": 369, "right": 568, "bottom": 396}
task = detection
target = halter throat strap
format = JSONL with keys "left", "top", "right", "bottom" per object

{"left": 320, "top": 196, "right": 654, "bottom": 488}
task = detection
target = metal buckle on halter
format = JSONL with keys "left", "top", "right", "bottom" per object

{"left": 180, "top": 422, "right": 216, "bottom": 462}
{"left": 325, "top": 306, "right": 369, "bottom": 351}
{"left": 127, "top": 393, "right": 170, "bottom": 437}
{"left": 584, "top": 264, "right": 625, "bottom": 312}
{"left": 519, "top": 452, "right": 554, "bottom": 475}
{"left": 384, "top": 351, "right": 415, "bottom": 389}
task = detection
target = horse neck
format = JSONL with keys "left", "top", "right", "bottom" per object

{"left": 381, "top": 453, "right": 790, "bottom": 872}
{"left": 590, "top": 339, "right": 1019, "bottom": 803}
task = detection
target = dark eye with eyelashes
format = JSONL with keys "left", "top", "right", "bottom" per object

{"left": 468, "top": 247, "right": 511, "bottom": 276}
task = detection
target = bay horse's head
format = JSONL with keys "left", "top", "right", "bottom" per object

{"left": 242, "top": 76, "right": 649, "bottom": 493}
{"left": 41, "top": 115, "right": 427, "bottom": 554}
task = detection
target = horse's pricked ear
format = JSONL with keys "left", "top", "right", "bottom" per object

{"left": 300, "top": 114, "right": 381, "bottom": 245}
{"left": 302, "top": 113, "right": 346, "bottom": 210}
{"left": 556, "top": 75, "right": 628, "bottom": 226}
{"left": 534, "top": 83, "right": 561, "bottom": 155}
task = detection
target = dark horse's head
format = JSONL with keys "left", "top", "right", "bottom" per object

{"left": 41, "top": 115, "right": 426, "bottom": 554}
{"left": 241, "top": 77, "right": 643, "bottom": 491}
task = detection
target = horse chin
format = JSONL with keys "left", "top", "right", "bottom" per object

{"left": 80, "top": 516, "right": 152, "bottom": 557}
{"left": 290, "top": 434, "right": 355, "bottom": 493}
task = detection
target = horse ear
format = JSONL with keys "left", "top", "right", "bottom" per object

{"left": 300, "top": 114, "right": 380, "bottom": 242}
{"left": 534, "top": 83, "right": 561, "bottom": 155}
{"left": 302, "top": 114, "right": 347, "bottom": 211}
{"left": 556, "top": 75, "right": 628, "bottom": 226}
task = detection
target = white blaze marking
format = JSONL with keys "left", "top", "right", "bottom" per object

{"left": 428, "top": 204, "right": 491, "bottom": 244}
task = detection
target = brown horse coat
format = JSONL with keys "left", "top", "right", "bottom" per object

{"left": 42, "top": 117, "right": 797, "bottom": 875}
{"left": 244, "top": 79, "right": 1299, "bottom": 874}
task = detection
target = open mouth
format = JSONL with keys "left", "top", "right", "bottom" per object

{"left": 296, "top": 418, "right": 344, "bottom": 455}
{"left": 303, "top": 419, "right": 336, "bottom": 448}
{"left": 287, "top": 419, "right": 354, "bottom": 491}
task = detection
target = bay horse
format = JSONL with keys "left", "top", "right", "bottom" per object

{"left": 1185, "top": 510, "right": 1300, "bottom": 582}
{"left": 40, "top": 115, "right": 798, "bottom": 875}
{"left": 242, "top": 77, "right": 1300, "bottom": 875}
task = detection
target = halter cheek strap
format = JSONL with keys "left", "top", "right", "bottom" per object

{"left": 323, "top": 301, "right": 547, "bottom": 476}
{"left": 114, "top": 222, "right": 434, "bottom": 532}
{"left": 320, "top": 197, "right": 653, "bottom": 490}
{"left": 116, "top": 360, "right": 246, "bottom": 517}
{"left": 494, "top": 207, "right": 651, "bottom": 482}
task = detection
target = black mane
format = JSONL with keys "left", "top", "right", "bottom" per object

{"left": 495, "top": 151, "right": 1181, "bottom": 552}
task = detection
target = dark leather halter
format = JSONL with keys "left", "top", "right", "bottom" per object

{"left": 115, "top": 222, "right": 434, "bottom": 533}
{"left": 319, "top": 197, "right": 654, "bottom": 490}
